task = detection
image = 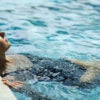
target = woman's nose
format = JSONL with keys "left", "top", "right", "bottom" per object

{"left": 0, "top": 32, "right": 5, "bottom": 38}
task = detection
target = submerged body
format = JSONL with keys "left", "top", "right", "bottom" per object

{"left": 4, "top": 54, "right": 100, "bottom": 87}
{"left": 4, "top": 54, "right": 86, "bottom": 86}
{"left": 2, "top": 54, "right": 100, "bottom": 86}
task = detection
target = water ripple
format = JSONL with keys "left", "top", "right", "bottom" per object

{"left": 0, "top": 0, "right": 99, "bottom": 60}
{"left": 0, "top": 0, "right": 100, "bottom": 99}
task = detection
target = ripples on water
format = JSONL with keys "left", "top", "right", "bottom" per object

{"left": 0, "top": 0, "right": 100, "bottom": 100}
{"left": 0, "top": 0, "right": 100, "bottom": 60}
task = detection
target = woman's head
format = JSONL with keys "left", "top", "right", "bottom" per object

{"left": 0, "top": 32, "right": 11, "bottom": 54}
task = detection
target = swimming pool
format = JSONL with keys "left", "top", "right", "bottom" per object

{"left": 0, "top": 0, "right": 100, "bottom": 100}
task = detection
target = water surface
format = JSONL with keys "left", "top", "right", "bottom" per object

{"left": 0, "top": 0, "right": 100, "bottom": 100}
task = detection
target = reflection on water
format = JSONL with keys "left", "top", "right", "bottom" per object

{"left": 0, "top": 0, "right": 100, "bottom": 100}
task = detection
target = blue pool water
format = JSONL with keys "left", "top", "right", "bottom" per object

{"left": 0, "top": 0, "right": 100, "bottom": 100}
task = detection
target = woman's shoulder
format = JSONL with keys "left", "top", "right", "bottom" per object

{"left": 8, "top": 54, "right": 31, "bottom": 62}
{"left": 7, "top": 54, "right": 33, "bottom": 65}
{"left": 5, "top": 54, "right": 33, "bottom": 74}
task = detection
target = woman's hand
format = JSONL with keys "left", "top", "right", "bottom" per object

{"left": 2, "top": 78, "right": 24, "bottom": 89}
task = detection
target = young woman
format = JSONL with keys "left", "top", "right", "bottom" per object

{"left": 0, "top": 32, "right": 99, "bottom": 89}
{"left": 0, "top": 32, "right": 24, "bottom": 88}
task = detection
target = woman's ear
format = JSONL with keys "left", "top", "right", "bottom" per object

{"left": 0, "top": 43, "right": 5, "bottom": 54}
{"left": 0, "top": 39, "right": 9, "bottom": 54}
{"left": 0, "top": 32, "right": 5, "bottom": 38}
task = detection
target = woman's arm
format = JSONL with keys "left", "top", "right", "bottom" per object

{"left": 67, "top": 59, "right": 90, "bottom": 69}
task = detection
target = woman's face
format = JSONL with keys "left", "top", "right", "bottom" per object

{"left": 0, "top": 32, "right": 11, "bottom": 53}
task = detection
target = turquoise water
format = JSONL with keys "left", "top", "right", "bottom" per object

{"left": 0, "top": 0, "right": 100, "bottom": 100}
